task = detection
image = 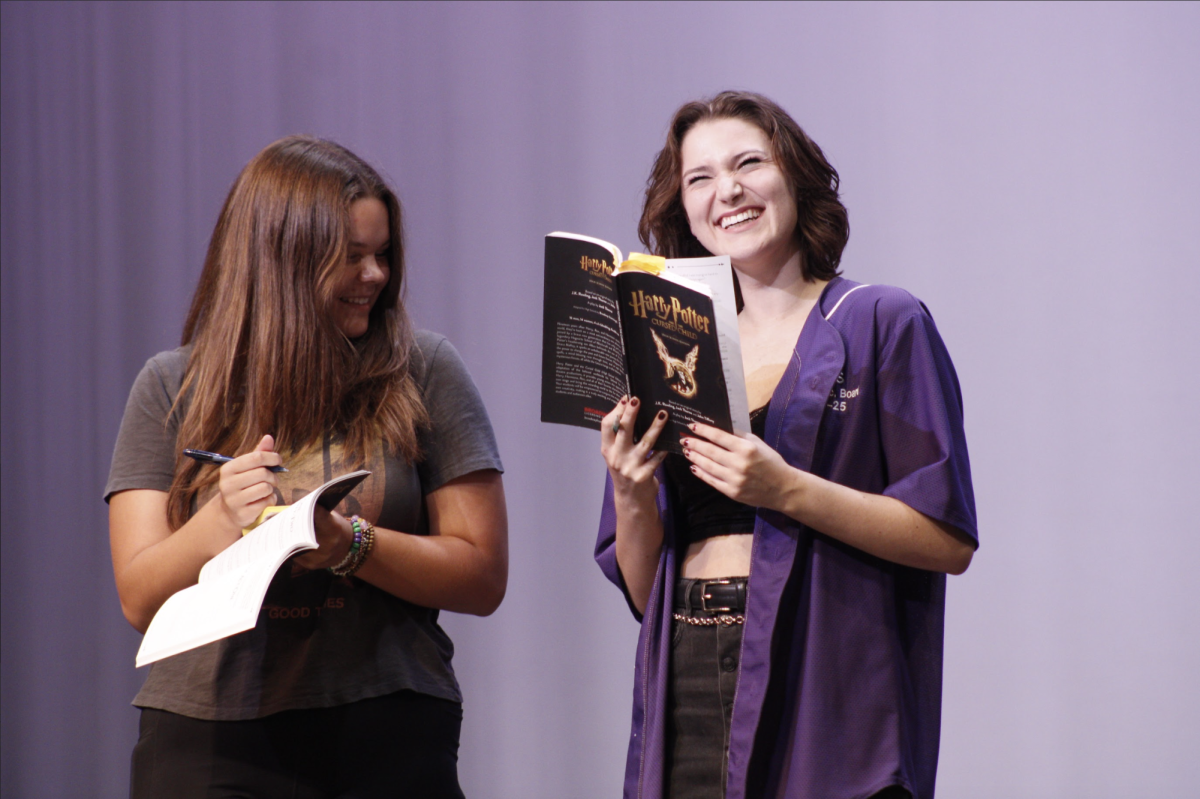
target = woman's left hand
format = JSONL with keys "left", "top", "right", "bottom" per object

{"left": 681, "top": 422, "right": 797, "bottom": 511}
{"left": 294, "top": 506, "right": 355, "bottom": 570}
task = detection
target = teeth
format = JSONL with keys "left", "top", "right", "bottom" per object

{"left": 721, "top": 209, "right": 760, "bottom": 229}
{"left": 341, "top": 297, "right": 371, "bottom": 305}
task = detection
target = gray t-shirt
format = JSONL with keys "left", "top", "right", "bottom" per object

{"left": 105, "top": 330, "right": 503, "bottom": 720}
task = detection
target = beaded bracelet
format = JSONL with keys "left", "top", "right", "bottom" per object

{"left": 329, "top": 517, "right": 364, "bottom": 576}
{"left": 343, "top": 517, "right": 376, "bottom": 577}
{"left": 330, "top": 515, "right": 375, "bottom": 577}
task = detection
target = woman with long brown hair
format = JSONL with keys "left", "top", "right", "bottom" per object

{"left": 596, "top": 92, "right": 977, "bottom": 799}
{"left": 106, "top": 136, "right": 506, "bottom": 798}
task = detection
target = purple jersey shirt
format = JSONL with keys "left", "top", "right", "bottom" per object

{"left": 596, "top": 277, "right": 978, "bottom": 799}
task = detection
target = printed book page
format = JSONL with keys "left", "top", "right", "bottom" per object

{"left": 198, "top": 498, "right": 314, "bottom": 582}
{"left": 133, "top": 563, "right": 271, "bottom": 667}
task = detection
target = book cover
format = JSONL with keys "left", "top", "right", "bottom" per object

{"left": 540, "top": 234, "right": 626, "bottom": 429}
{"left": 615, "top": 271, "right": 732, "bottom": 454}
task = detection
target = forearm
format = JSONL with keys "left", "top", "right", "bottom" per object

{"left": 354, "top": 527, "right": 507, "bottom": 616}
{"left": 111, "top": 495, "right": 242, "bottom": 632}
{"left": 775, "top": 469, "right": 974, "bottom": 574}
{"left": 613, "top": 490, "right": 665, "bottom": 616}
{"left": 353, "top": 471, "right": 508, "bottom": 616}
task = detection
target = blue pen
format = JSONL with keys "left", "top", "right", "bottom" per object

{"left": 183, "top": 448, "right": 288, "bottom": 473}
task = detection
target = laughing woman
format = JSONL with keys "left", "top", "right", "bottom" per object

{"left": 106, "top": 136, "right": 507, "bottom": 799}
{"left": 596, "top": 92, "right": 977, "bottom": 799}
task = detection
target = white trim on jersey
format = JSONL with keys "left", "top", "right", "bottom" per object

{"left": 824, "top": 284, "right": 871, "bottom": 322}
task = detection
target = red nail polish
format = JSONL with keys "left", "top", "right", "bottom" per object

{"left": 631, "top": 397, "right": 639, "bottom": 407}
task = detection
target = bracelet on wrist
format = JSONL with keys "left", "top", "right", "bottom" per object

{"left": 344, "top": 517, "right": 375, "bottom": 577}
{"left": 330, "top": 515, "right": 375, "bottom": 577}
{"left": 328, "top": 516, "right": 363, "bottom": 575}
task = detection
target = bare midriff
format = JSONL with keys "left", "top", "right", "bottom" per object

{"left": 681, "top": 533, "right": 754, "bottom": 578}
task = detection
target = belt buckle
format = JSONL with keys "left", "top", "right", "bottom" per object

{"left": 700, "top": 579, "right": 735, "bottom": 613}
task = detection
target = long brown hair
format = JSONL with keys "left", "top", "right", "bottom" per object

{"left": 638, "top": 91, "right": 849, "bottom": 281}
{"left": 167, "top": 136, "right": 428, "bottom": 529}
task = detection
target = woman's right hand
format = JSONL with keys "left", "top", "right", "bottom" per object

{"left": 600, "top": 397, "right": 670, "bottom": 503}
{"left": 602, "top": 397, "right": 670, "bottom": 615}
{"left": 216, "top": 434, "right": 283, "bottom": 530}
{"left": 110, "top": 433, "right": 283, "bottom": 632}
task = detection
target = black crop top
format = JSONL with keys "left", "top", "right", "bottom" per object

{"left": 665, "top": 403, "right": 769, "bottom": 546}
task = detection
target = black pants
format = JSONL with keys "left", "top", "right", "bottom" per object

{"left": 130, "top": 689, "right": 464, "bottom": 799}
{"left": 665, "top": 611, "right": 912, "bottom": 799}
{"left": 666, "top": 617, "right": 744, "bottom": 799}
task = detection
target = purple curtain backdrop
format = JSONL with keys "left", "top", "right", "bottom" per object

{"left": 2, "top": 2, "right": 1197, "bottom": 797}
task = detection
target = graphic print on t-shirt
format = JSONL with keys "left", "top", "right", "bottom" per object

{"left": 256, "top": 437, "right": 389, "bottom": 628}
{"left": 269, "top": 437, "right": 386, "bottom": 520}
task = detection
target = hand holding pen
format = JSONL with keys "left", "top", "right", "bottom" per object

{"left": 186, "top": 435, "right": 286, "bottom": 530}
{"left": 184, "top": 449, "right": 288, "bottom": 473}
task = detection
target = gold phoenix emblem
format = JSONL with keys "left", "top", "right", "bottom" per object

{"left": 651, "top": 329, "right": 699, "bottom": 398}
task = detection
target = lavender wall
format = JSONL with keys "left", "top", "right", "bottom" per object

{"left": 2, "top": 2, "right": 1197, "bottom": 797}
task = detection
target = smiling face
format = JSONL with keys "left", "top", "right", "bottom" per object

{"left": 331, "top": 196, "right": 391, "bottom": 339}
{"left": 679, "top": 117, "right": 799, "bottom": 274}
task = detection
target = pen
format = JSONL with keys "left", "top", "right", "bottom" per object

{"left": 183, "top": 448, "right": 288, "bottom": 473}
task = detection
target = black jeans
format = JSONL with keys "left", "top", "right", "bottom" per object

{"left": 666, "top": 613, "right": 745, "bottom": 799}
{"left": 665, "top": 578, "right": 912, "bottom": 799}
{"left": 130, "top": 689, "right": 464, "bottom": 799}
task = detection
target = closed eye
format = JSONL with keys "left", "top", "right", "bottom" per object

{"left": 685, "top": 174, "right": 711, "bottom": 186}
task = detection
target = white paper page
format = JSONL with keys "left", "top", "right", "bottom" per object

{"left": 135, "top": 561, "right": 270, "bottom": 667}
{"left": 663, "top": 256, "right": 737, "bottom": 316}
{"left": 199, "top": 493, "right": 319, "bottom": 583}
{"left": 663, "top": 256, "right": 751, "bottom": 434}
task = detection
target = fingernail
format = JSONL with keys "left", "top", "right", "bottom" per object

{"left": 690, "top": 466, "right": 698, "bottom": 474}
{"left": 689, "top": 423, "right": 697, "bottom": 430}
{"left": 630, "top": 397, "right": 639, "bottom": 407}
{"left": 656, "top": 410, "right": 666, "bottom": 421}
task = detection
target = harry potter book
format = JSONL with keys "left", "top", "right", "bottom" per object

{"left": 540, "top": 232, "right": 749, "bottom": 454}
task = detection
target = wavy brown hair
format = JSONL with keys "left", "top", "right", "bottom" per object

{"left": 167, "top": 136, "right": 428, "bottom": 529}
{"left": 638, "top": 91, "right": 849, "bottom": 281}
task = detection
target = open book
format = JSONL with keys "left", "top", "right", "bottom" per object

{"left": 135, "top": 471, "right": 369, "bottom": 668}
{"left": 540, "top": 232, "right": 749, "bottom": 454}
